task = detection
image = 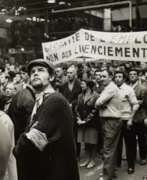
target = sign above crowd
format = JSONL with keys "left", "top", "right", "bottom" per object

{"left": 42, "top": 29, "right": 147, "bottom": 64}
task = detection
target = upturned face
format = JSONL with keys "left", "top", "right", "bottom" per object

{"left": 30, "top": 65, "right": 50, "bottom": 90}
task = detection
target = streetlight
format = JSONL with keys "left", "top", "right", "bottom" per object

{"left": 6, "top": 18, "right": 13, "bottom": 23}
{"left": 47, "top": 0, "right": 56, "bottom": 3}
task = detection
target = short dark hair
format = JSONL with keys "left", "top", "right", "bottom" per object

{"left": 114, "top": 70, "right": 126, "bottom": 80}
{"left": 20, "top": 65, "right": 27, "bottom": 73}
{"left": 101, "top": 68, "right": 113, "bottom": 77}
{"left": 128, "top": 68, "right": 139, "bottom": 75}
{"left": 81, "top": 79, "right": 95, "bottom": 91}
{"left": 114, "top": 70, "right": 125, "bottom": 76}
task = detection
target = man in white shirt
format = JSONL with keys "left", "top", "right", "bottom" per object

{"left": 114, "top": 70, "right": 139, "bottom": 174}
{"left": 95, "top": 69, "right": 122, "bottom": 180}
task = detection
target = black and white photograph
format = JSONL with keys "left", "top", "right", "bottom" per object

{"left": 0, "top": 0, "right": 147, "bottom": 180}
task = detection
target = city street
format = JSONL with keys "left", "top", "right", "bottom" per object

{"left": 80, "top": 158, "right": 147, "bottom": 180}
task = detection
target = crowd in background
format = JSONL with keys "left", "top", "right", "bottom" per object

{"left": 0, "top": 59, "right": 147, "bottom": 180}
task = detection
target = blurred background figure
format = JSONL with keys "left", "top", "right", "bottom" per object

{"left": 0, "top": 95, "right": 17, "bottom": 180}
{"left": 20, "top": 66, "right": 29, "bottom": 88}
{"left": 129, "top": 69, "right": 147, "bottom": 167}
{"left": 0, "top": 73, "right": 10, "bottom": 95}
{"left": 54, "top": 66, "right": 67, "bottom": 92}
{"left": 13, "top": 73, "right": 23, "bottom": 92}
{"left": 4, "top": 82, "right": 17, "bottom": 113}
{"left": 62, "top": 64, "right": 82, "bottom": 157}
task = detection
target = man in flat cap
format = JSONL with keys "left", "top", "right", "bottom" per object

{"left": 14, "top": 59, "right": 79, "bottom": 180}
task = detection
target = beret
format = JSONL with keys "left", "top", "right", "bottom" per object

{"left": 28, "top": 59, "right": 54, "bottom": 76}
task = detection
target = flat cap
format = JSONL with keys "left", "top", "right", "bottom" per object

{"left": 28, "top": 59, "right": 54, "bottom": 75}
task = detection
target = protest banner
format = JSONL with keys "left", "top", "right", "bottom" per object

{"left": 42, "top": 29, "right": 147, "bottom": 64}
{"left": 42, "top": 30, "right": 82, "bottom": 64}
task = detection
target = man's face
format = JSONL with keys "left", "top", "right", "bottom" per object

{"left": 95, "top": 71, "right": 102, "bottom": 83}
{"left": 101, "top": 70, "right": 111, "bottom": 86}
{"left": 114, "top": 73, "right": 124, "bottom": 87}
{"left": 129, "top": 71, "right": 138, "bottom": 83}
{"left": 30, "top": 66, "right": 50, "bottom": 90}
{"left": 67, "top": 68, "right": 76, "bottom": 82}
{"left": 55, "top": 67, "right": 63, "bottom": 78}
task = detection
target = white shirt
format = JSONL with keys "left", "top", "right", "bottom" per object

{"left": 95, "top": 81, "right": 122, "bottom": 118}
{"left": 118, "top": 83, "right": 138, "bottom": 120}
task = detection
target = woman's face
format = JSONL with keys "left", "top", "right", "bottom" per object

{"left": 13, "top": 74, "right": 21, "bottom": 83}
{"left": 0, "top": 73, "right": 8, "bottom": 85}
{"left": 5, "top": 83, "right": 16, "bottom": 97}
{"left": 81, "top": 81, "right": 87, "bottom": 92}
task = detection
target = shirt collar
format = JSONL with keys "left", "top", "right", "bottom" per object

{"left": 119, "top": 83, "right": 125, "bottom": 89}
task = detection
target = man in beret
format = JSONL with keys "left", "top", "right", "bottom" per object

{"left": 14, "top": 59, "right": 79, "bottom": 180}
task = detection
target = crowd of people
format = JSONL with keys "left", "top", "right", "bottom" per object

{"left": 0, "top": 59, "right": 147, "bottom": 180}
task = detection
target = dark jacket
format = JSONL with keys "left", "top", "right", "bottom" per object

{"left": 132, "top": 80, "right": 147, "bottom": 123}
{"left": 8, "top": 86, "right": 35, "bottom": 142}
{"left": 76, "top": 90, "right": 99, "bottom": 128}
{"left": 140, "top": 89, "right": 147, "bottom": 121}
{"left": 62, "top": 78, "right": 82, "bottom": 113}
{"left": 14, "top": 92, "right": 80, "bottom": 180}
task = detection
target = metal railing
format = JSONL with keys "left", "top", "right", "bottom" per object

{"left": 52, "top": 1, "right": 133, "bottom": 29}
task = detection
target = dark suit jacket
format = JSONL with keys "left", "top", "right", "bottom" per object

{"left": 61, "top": 78, "right": 81, "bottom": 113}
{"left": 76, "top": 90, "right": 99, "bottom": 128}
{"left": 133, "top": 80, "right": 147, "bottom": 122}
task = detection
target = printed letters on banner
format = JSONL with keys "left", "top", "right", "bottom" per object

{"left": 42, "top": 29, "right": 147, "bottom": 64}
